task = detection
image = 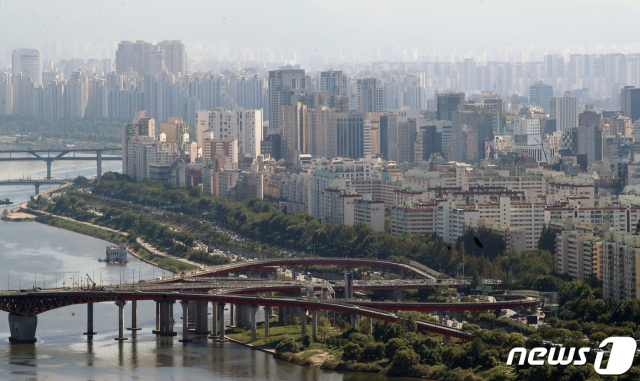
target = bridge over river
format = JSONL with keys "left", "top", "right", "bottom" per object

{"left": 0, "top": 274, "right": 537, "bottom": 344}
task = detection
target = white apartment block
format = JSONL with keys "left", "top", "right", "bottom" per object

{"left": 545, "top": 205, "right": 640, "bottom": 234}
{"left": 321, "top": 188, "right": 361, "bottom": 226}
{"left": 603, "top": 232, "right": 640, "bottom": 301}
{"left": 550, "top": 91, "right": 579, "bottom": 133}
{"left": 468, "top": 220, "right": 527, "bottom": 253}
{"left": 437, "top": 201, "right": 480, "bottom": 244}
{"left": 391, "top": 204, "right": 438, "bottom": 235}
{"left": 513, "top": 116, "right": 541, "bottom": 135}
{"left": 196, "top": 108, "right": 263, "bottom": 159}
{"left": 354, "top": 199, "right": 385, "bottom": 232}
{"left": 556, "top": 230, "right": 602, "bottom": 281}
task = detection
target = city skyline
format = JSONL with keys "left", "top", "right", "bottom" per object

{"left": 2, "top": 0, "right": 640, "bottom": 66}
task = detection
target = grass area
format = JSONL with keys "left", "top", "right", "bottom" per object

{"left": 36, "top": 215, "right": 197, "bottom": 273}
{"left": 37, "top": 215, "right": 126, "bottom": 243}
{"left": 227, "top": 320, "right": 304, "bottom": 346}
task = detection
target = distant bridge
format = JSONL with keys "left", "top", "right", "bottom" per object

{"left": 0, "top": 148, "right": 120, "bottom": 179}
{"left": 0, "top": 179, "right": 70, "bottom": 195}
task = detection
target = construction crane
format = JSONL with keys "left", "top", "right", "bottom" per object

{"left": 86, "top": 273, "right": 96, "bottom": 289}
{"left": 495, "top": 76, "right": 509, "bottom": 98}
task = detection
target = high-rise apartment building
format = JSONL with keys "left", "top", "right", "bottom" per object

{"left": 550, "top": 91, "right": 579, "bottom": 133}
{"left": 356, "top": 78, "right": 382, "bottom": 113}
{"left": 236, "top": 75, "right": 263, "bottom": 110}
{"left": 64, "top": 71, "right": 88, "bottom": 119}
{"left": 305, "top": 106, "right": 331, "bottom": 157}
{"left": 280, "top": 102, "right": 306, "bottom": 164}
{"left": 436, "top": 92, "right": 465, "bottom": 121}
{"left": 268, "top": 69, "right": 310, "bottom": 131}
{"left": 320, "top": 71, "right": 347, "bottom": 96}
{"left": 12, "top": 49, "right": 42, "bottom": 86}
{"left": 529, "top": 81, "right": 553, "bottom": 113}
{"left": 115, "top": 40, "right": 185, "bottom": 76}
{"left": 196, "top": 108, "right": 263, "bottom": 159}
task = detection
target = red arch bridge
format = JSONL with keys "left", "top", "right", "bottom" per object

{"left": 0, "top": 289, "right": 537, "bottom": 343}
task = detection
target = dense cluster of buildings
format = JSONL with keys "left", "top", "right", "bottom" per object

{"left": 10, "top": 43, "right": 640, "bottom": 302}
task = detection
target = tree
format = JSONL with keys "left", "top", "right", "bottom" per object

{"left": 342, "top": 342, "right": 363, "bottom": 361}
{"left": 391, "top": 348, "right": 420, "bottom": 370}
{"left": 317, "top": 317, "right": 331, "bottom": 340}
{"left": 302, "top": 333, "right": 312, "bottom": 348}
{"left": 537, "top": 224, "right": 558, "bottom": 255}
{"left": 357, "top": 319, "right": 371, "bottom": 335}
{"left": 275, "top": 338, "right": 299, "bottom": 354}
{"left": 363, "top": 342, "right": 385, "bottom": 359}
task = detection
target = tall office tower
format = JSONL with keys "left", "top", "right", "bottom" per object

{"left": 158, "top": 40, "right": 185, "bottom": 75}
{"left": 356, "top": 78, "right": 382, "bottom": 113}
{"left": 280, "top": 102, "right": 306, "bottom": 164}
{"left": 236, "top": 74, "right": 263, "bottom": 110}
{"left": 550, "top": 91, "right": 579, "bottom": 133}
{"left": 436, "top": 92, "right": 465, "bottom": 121}
{"left": 621, "top": 86, "right": 640, "bottom": 122}
{"left": 414, "top": 120, "right": 442, "bottom": 162}
{"left": 320, "top": 71, "right": 347, "bottom": 96}
{"left": 64, "top": 71, "right": 89, "bottom": 119}
{"left": 0, "top": 72, "right": 12, "bottom": 115}
{"left": 529, "top": 81, "right": 553, "bottom": 113}
{"left": 451, "top": 108, "right": 494, "bottom": 163}
{"left": 268, "top": 69, "right": 310, "bottom": 131}
{"left": 577, "top": 125, "right": 603, "bottom": 164}
{"left": 305, "top": 106, "right": 331, "bottom": 157}
{"left": 579, "top": 110, "right": 601, "bottom": 127}
{"left": 329, "top": 112, "right": 367, "bottom": 159}
{"left": 379, "top": 113, "right": 396, "bottom": 161}
{"left": 160, "top": 117, "right": 190, "bottom": 144}
{"left": 12, "top": 49, "right": 42, "bottom": 85}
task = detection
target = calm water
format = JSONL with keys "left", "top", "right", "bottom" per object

{"left": 0, "top": 157, "right": 410, "bottom": 381}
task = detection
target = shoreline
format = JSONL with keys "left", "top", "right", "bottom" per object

{"left": 30, "top": 213, "right": 177, "bottom": 274}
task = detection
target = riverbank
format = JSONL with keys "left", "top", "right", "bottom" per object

{"left": 34, "top": 214, "right": 196, "bottom": 273}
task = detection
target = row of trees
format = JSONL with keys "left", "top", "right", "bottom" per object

{"left": 0, "top": 115, "right": 125, "bottom": 143}
{"left": 91, "top": 175, "right": 563, "bottom": 292}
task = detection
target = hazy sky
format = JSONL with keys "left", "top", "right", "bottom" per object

{"left": 0, "top": 0, "right": 639, "bottom": 59}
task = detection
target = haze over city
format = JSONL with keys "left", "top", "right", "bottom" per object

{"left": 4, "top": 1, "right": 640, "bottom": 380}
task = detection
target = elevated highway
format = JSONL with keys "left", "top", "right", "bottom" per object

{"left": 186, "top": 258, "right": 441, "bottom": 279}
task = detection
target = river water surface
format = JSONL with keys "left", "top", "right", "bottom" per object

{"left": 0, "top": 154, "right": 413, "bottom": 380}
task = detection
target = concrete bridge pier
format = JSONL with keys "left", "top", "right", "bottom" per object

{"left": 438, "top": 312, "right": 450, "bottom": 344}
{"left": 209, "top": 302, "right": 218, "bottom": 339}
{"left": 300, "top": 309, "right": 307, "bottom": 336}
{"left": 45, "top": 160, "right": 52, "bottom": 180}
{"left": 97, "top": 151, "right": 102, "bottom": 178}
{"left": 217, "top": 302, "right": 227, "bottom": 342}
{"left": 153, "top": 300, "right": 177, "bottom": 336}
{"left": 194, "top": 301, "right": 209, "bottom": 334}
{"left": 311, "top": 310, "right": 318, "bottom": 339}
{"left": 230, "top": 304, "right": 235, "bottom": 327}
{"left": 249, "top": 305, "right": 259, "bottom": 341}
{"left": 367, "top": 317, "right": 373, "bottom": 333}
{"left": 264, "top": 306, "right": 271, "bottom": 337}
{"left": 83, "top": 303, "right": 97, "bottom": 336}
{"left": 8, "top": 314, "right": 37, "bottom": 343}
{"left": 350, "top": 314, "right": 358, "bottom": 330}
{"left": 179, "top": 301, "right": 191, "bottom": 343}
{"left": 127, "top": 300, "right": 142, "bottom": 331}
{"left": 34, "top": 183, "right": 40, "bottom": 195}
{"left": 114, "top": 301, "right": 128, "bottom": 341}
{"left": 187, "top": 302, "right": 195, "bottom": 326}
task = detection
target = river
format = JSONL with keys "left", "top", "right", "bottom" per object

{"left": 0, "top": 154, "right": 412, "bottom": 381}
